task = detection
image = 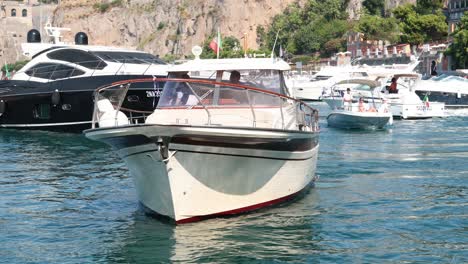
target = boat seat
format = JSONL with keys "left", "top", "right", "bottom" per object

{"left": 97, "top": 99, "right": 115, "bottom": 112}
{"left": 97, "top": 99, "right": 129, "bottom": 127}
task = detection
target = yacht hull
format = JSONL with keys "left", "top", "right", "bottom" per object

{"left": 389, "top": 102, "right": 445, "bottom": 119}
{"left": 415, "top": 90, "right": 468, "bottom": 109}
{"left": 85, "top": 124, "right": 319, "bottom": 223}
{"left": 0, "top": 76, "right": 163, "bottom": 132}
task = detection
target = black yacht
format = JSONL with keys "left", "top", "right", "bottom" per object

{"left": 0, "top": 30, "right": 168, "bottom": 132}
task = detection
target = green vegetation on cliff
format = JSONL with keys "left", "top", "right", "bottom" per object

{"left": 258, "top": 0, "right": 448, "bottom": 58}
{"left": 445, "top": 13, "right": 468, "bottom": 69}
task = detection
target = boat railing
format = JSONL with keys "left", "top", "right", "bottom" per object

{"left": 91, "top": 78, "right": 320, "bottom": 132}
{"left": 14, "top": 59, "right": 166, "bottom": 83}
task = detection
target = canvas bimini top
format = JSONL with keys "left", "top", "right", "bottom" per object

{"left": 168, "top": 58, "right": 291, "bottom": 72}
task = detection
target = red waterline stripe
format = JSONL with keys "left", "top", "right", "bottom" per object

{"left": 175, "top": 186, "right": 308, "bottom": 224}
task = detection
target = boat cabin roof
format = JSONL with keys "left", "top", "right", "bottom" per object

{"left": 393, "top": 73, "right": 420, "bottom": 78}
{"left": 336, "top": 79, "right": 381, "bottom": 89}
{"left": 168, "top": 58, "right": 290, "bottom": 72}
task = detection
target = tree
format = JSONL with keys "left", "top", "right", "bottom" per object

{"left": 356, "top": 14, "right": 400, "bottom": 43}
{"left": 392, "top": 4, "right": 447, "bottom": 45}
{"left": 362, "top": 0, "right": 385, "bottom": 16}
{"left": 446, "top": 13, "right": 468, "bottom": 69}
{"left": 416, "top": 0, "right": 444, "bottom": 15}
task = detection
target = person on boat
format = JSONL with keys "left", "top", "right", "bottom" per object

{"left": 378, "top": 98, "right": 389, "bottom": 113}
{"left": 358, "top": 97, "right": 368, "bottom": 112}
{"left": 388, "top": 77, "right": 398, "bottom": 94}
{"left": 343, "top": 88, "right": 353, "bottom": 110}
{"left": 430, "top": 61, "right": 438, "bottom": 76}
{"left": 230, "top": 70, "right": 241, "bottom": 84}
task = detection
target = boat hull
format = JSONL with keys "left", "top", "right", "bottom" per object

{"left": 327, "top": 111, "right": 391, "bottom": 129}
{"left": 415, "top": 90, "right": 468, "bottom": 109}
{"left": 0, "top": 75, "right": 163, "bottom": 132}
{"left": 85, "top": 124, "right": 319, "bottom": 223}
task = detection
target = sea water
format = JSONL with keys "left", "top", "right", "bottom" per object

{"left": 0, "top": 103, "right": 466, "bottom": 263}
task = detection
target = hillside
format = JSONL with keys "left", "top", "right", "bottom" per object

{"left": 53, "top": 0, "right": 304, "bottom": 57}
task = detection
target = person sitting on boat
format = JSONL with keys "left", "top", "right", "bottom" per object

{"left": 388, "top": 77, "right": 399, "bottom": 94}
{"left": 342, "top": 88, "right": 353, "bottom": 110}
{"left": 358, "top": 97, "right": 369, "bottom": 112}
{"left": 230, "top": 70, "right": 241, "bottom": 84}
{"left": 378, "top": 99, "right": 389, "bottom": 113}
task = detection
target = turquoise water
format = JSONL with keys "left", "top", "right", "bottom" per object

{"left": 0, "top": 102, "right": 467, "bottom": 263}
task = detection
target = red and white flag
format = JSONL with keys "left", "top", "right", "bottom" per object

{"left": 209, "top": 28, "right": 222, "bottom": 58}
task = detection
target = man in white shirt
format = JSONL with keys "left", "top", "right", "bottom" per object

{"left": 342, "top": 88, "right": 353, "bottom": 110}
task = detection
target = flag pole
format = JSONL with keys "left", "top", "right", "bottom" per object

{"left": 216, "top": 27, "right": 220, "bottom": 59}
{"left": 271, "top": 30, "right": 280, "bottom": 59}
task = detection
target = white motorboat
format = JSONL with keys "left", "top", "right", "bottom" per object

{"left": 286, "top": 66, "right": 370, "bottom": 101}
{"left": 323, "top": 79, "right": 392, "bottom": 129}
{"left": 84, "top": 57, "right": 320, "bottom": 224}
{"left": 288, "top": 60, "right": 421, "bottom": 101}
{"left": 327, "top": 109, "right": 392, "bottom": 130}
{"left": 322, "top": 75, "right": 445, "bottom": 119}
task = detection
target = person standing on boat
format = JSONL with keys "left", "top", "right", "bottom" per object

{"left": 343, "top": 88, "right": 353, "bottom": 110}
{"left": 431, "top": 61, "right": 438, "bottom": 76}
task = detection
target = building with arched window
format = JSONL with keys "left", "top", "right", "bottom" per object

{"left": 11, "top": 8, "right": 16, "bottom": 17}
{"left": 22, "top": 9, "right": 27, "bottom": 17}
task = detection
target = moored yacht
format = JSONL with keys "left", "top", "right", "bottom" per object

{"left": 414, "top": 73, "right": 468, "bottom": 109}
{"left": 84, "top": 56, "right": 320, "bottom": 223}
{"left": 0, "top": 29, "right": 168, "bottom": 131}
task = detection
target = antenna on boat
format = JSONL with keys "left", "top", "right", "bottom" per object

{"left": 192, "top": 45, "right": 202, "bottom": 60}
{"left": 271, "top": 30, "right": 280, "bottom": 59}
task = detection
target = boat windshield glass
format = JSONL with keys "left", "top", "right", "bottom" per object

{"left": 92, "top": 51, "right": 166, "bottom": 65}
{"left": 179, "top": 69, "right": 283, "bottom": 93}
{"left": 47, "top": 49, "right": 107, "bottom": 70}
{"left": 158, "top": 70, "right": 285, "bottom": 108}
{"left": 311, "top": 75, "right": 331, "bottom": 81}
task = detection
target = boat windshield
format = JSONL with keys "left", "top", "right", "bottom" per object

{"left": 183, "top": 69, "right": 283, "bottom": 92}
{"left": 158, "top": 70, "right": 286, "bottom": 108}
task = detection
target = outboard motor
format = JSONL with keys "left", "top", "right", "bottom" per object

{"left": 27, "top": 29, "right": 41, "bottom": 43}
{"left": 74, "top": 32, "right": 88, "bottom": 45}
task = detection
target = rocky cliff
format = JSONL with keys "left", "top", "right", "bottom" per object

{"left": 2, "top": 0, "right": 418, "bottom": 63}
{"left": 53, "top": 0, "right": 304, "bottom": 57}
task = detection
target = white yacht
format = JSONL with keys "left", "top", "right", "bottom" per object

{"left": 84, "top": 56, "right": 320, "bottom": 224}
{"left": 286, "top": 66, "right": 370, "bottom": 101}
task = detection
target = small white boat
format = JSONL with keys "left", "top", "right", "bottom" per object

{"left": 84, "top": 56, "right": 320, "bottom": 224}
{"left": 327, "top": 110, "right": 392, "bottom": 130}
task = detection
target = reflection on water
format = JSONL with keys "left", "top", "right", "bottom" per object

{"left": 1, "top": 109, "right": 467, "bottom": 263}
